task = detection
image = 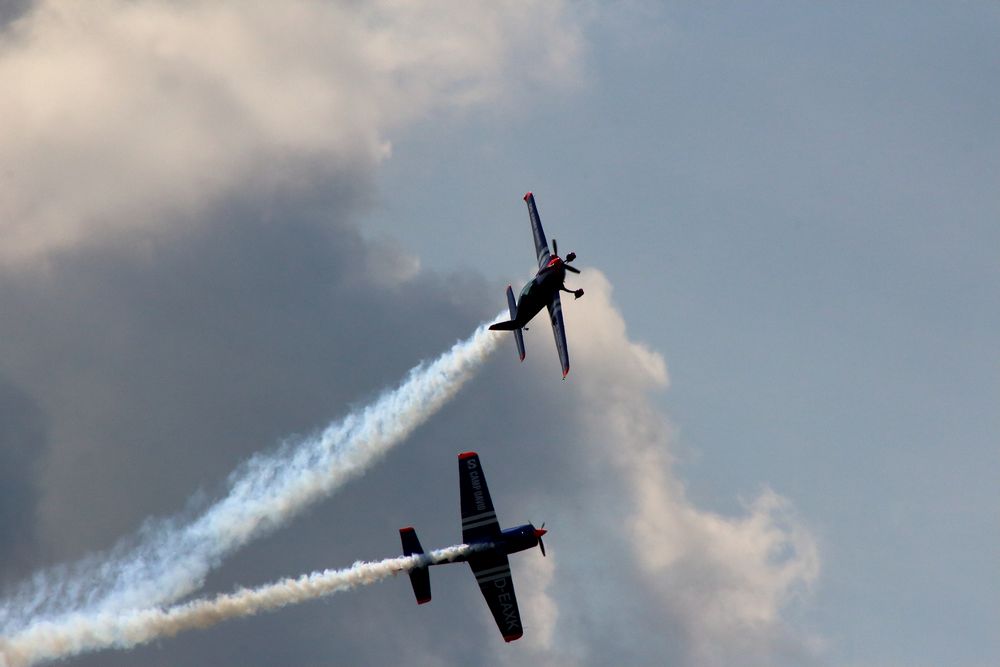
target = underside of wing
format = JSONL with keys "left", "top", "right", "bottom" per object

{"left": 459, "top": 452, "right": 500, "bottom": 542}
{"left": 547, "top": 292, "right": 570, "bottom": 377}
{"left": 524, "top": 192, "right": 551, "bottom": 270}
{"left": 469, "top": 553, "right": 523, "bottom": 642}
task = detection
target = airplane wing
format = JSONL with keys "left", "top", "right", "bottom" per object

{"left": 524, "top": 192, "right": 551, "bottom": 270}
{"left": 469, "top": 552, "right": 523, "bottom": 642}
{"left": 546, "top": 292, "right": 570, "bottom": 377}
{"left": 459, "top": 452, "right": 501, "bottom": 543}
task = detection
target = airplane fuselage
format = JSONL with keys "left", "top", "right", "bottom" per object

{"left": 511, "top": 261, "right": 567, "bottom": 328}
{"left": 489, "top": 193, "right": 581, "bottom": 377}
{"left": 440, "top": 524, "right": 544, "bottom": 564}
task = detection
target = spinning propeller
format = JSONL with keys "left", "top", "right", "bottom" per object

{"left": 533, "top": 522, "right": 548, "bottom": 557}
{"left": 552, "top": 239, "right": 580, "bottom": 273}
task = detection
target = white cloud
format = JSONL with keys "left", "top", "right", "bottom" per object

{"left": 542, "top": 271, "right": 821, "bottom": 665}
{"left": 0, "top": 0, "right": 582, "bottom": 265}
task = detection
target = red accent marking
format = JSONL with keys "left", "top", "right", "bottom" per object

{"left": 459, "top": 451, "right": 477, "bottom": 460}
{"left": 563, "top": 366, "right": 570, "bottom": 378}
{"left": 417, "top": 597, "right": 431, "bottom": 605}
{"left": 523, "top": 192, "right": 532, "bottom": 201}
{"left": 400, "top": 526, "right": 414, "bottom": 533}
{"left": 547, "top": 257, "right": 561, "bottom": 267}
{"left": 504, "top": 631, "right": 524, "bottom": 643}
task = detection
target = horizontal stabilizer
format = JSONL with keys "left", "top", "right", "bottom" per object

{"left": 505, "top": 285, "right": 526, "bottom": 361}
{"left": 400, "top": 527, "right": 431, "bottom": 604}
{"left": 489, "top": 320, "right": 519, "bottom": 331}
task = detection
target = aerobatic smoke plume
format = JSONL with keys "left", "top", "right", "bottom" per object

{"left": 0, "top": 544, "right": 475, "bottom": 667}
{"left": 0, "top": 317, "right": 501, "bottom": 637}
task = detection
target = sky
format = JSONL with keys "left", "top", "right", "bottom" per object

{"left": 0, "top": 2, "right": 997, "bottom": 666}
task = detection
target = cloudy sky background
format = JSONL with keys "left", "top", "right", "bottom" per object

{"left": 0, "top": 1, "right": 996, "bottom": 666}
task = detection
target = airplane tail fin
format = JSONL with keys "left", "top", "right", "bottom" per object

{"left": 399, "top": 527, "right": 431, "bottom": 604}
{"left": 493, "top": 285, "right": 526, "bottom": 360}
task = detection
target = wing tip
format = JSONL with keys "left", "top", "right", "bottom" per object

{"left": 562, "top": 365, "right": 570, "bottom": 378}
{"left": 400, "top": 526, "right": 415, "bottom": 533}
{"left": 459, "top": 451, "right": 477, "bottom": 460}
{"left": 504, "top": 631, "right": 524, "bottom": 643}
{"left": 416, "top": 597, "right": 432, "bottom": 605}
{"left": 523, "top": 191, "right": 533, "bottom": 202}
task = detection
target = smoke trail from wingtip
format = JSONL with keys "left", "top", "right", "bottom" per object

{"left": 0, "top": 314, "right": 504, "bottom": 633}
{"left": 0, "top": 544, "right": 475, "bottom": 667}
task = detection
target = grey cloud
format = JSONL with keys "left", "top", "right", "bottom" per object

{"left": 0, "top": 0, "right": 583, "bottom": 265}
{"left": 0, "top": 185, "right": 503, "bottom": 665}
{"left": 0, "top": 217, "right": 818, "bottom": 667}
{"left": 0, "top": 2, "right": 820, "bottom": 665}
{"left": 0, "top": 1, "right": 27, "bottom": 26}
{"left": 0, "top": 188, "right": 491, "bottom": 565}
{"left": 0, "top": 378, "right": 46, "bottom": 583}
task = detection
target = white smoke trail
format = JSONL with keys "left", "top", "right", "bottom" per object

{"left": 0, "top": 315, "right": 503, "bottom": 632}
{"left": 0, "top": 544, "right": 475, "bottom": 667}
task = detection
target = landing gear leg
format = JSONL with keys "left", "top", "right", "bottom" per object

{"left": 560, "top": 286, "right": 585, "bottom": 300}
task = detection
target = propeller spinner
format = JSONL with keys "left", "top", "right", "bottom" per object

{"left": 552, "top": 239, "right": 580, "bottom": 273}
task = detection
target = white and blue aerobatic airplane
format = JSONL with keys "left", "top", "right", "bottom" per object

{"left": 399, "top": 452, "right": 547, "bottom": 642}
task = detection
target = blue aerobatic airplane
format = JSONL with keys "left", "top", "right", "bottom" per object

{"left": 489, "top": 192, "right": 583, "bottom": 378}
{"left": 399, "top": 451, "right": 547, "bottom": 642}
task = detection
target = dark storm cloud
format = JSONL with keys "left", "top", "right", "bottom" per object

{"left": 0, "top": 184, "right": 493, "bottom": 566}
{"left": 0, "top": 0, "right": 29, "bottom": 26}
{"left": 0, "top": 378, "right": 46, "bottom": 582}
{"left": 0, "top": 184, "right": 507, "bottom": 666}
{"left": 0, "top": 214, "right": 819, "bottom": 667}
{"left": 0, "top": 216, "right": 819, "bottom": 667}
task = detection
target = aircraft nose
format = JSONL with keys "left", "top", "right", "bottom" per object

{"left": 533, "top": 528, "right": 547, "bottom": 538}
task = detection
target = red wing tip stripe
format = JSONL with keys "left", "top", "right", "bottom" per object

{"left": 523, "top": 192, "right": 532, "bottom": 201}
{"left": 458, "top": 451, "right": 477, "bottom": 460}
{"left": 563, "top": 367, "right": 569, "bottom": 378}
{"left": 400, "top": 526, "right": 415, "bottom": 533}
{"left": 504, "top": 632, "right": 524, "bottom": 643}
{"left": 417, "top": 597, "right": 431, "bottom": 605}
